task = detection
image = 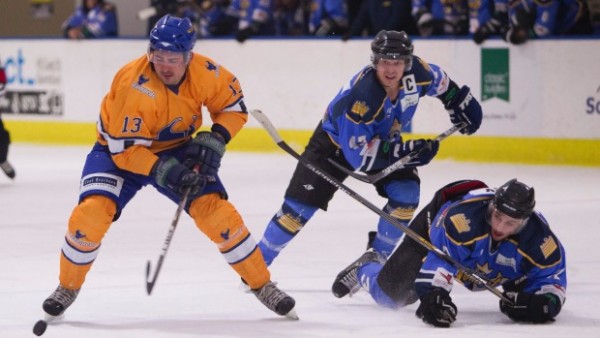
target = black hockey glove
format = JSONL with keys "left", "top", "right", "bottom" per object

{"left": 416, "top": 288, "right": 457, "bottom": 328}
{"left": 183, "top": 131, "right": 226, "bottom": 177}
{"left": 235, "top": 21, "right": 261, "bottom": 43}
{"left": 444, "top": 85, "right": 482, "bottom": 135}
{"left": 415, "top": 9, "right": 435, "bottom": 37}
{"left": 152, "top": 157, "right": 205, "bottom": 196}
{"left": 365, "top": 138, "right": 439, "bottom": 171}
{"left": 473, "top": 15, "right": 507, "bottom": 44}
{"left": 499, "top": 291, "right": 562, "bottom": 323}
{"left": 401, "top": 139, "right": 440, "bottom": 167}
{"left": 503, "top": 26, "right": 529, "bottom": 45}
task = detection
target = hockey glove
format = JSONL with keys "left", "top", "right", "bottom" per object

{"left": 152, "top": 157, "right": 205, "bottom": 196}
{"left": 499, "top": 291, "right": 562, "bottom": 323}
{"left": 415, "top": 9, "right": 435, "bottom": 37}
{"left": 473, "top": 16, "right": 507, "bottom": 44}
{"left": 401, "top": 139, "right": 440, "bottom": 167}
{"left": 183, "top": 131, "right": 226, "bottom": 177}
{"left": 363, "top": 138, "right": 439, "bottom": 171}
{"left": 444, "top": 85, "right": 482, "bottom": 135}
{"left": 416, "top": 288, "right": 457, "bottom": 328}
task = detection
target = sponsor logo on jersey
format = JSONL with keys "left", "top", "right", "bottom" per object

{"left": 495, "top": 253, "right": 517, "bottom": 270}
{"left": 132, "top": 75, "right": 155, "bottom": 98}
{"left": 302, "top": 184, "right": 314, "bottom": 191}
{"left": 221, "top": 229, "right": 230, "bottom": 240}
{"left": 400, "top": 93, "right": 419, "bottom": 110}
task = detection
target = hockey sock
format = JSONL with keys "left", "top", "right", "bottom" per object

{"left": 258, "top": 198, "right": 318, "bottom": 265}
{"left": 372, "top": 202, "right": 412, "bottom": 258}
{"left": 372, "top": 180, "right": 419, "bottom": 257}
{"left": 358, "top": 262, "right": 398, "bottom": 309}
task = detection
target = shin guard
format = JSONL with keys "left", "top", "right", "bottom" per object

{"left": 258, "top": 198, "right": 317, "bottom": 265}
{"left": 60, "top": 195, "right": 116, "bottom": 289}
{"left": 189, "top": 193, "right": 270, "bottom": 289}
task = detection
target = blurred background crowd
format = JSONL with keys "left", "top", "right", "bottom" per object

{"left": 0, "top": 0, "right": 598, "bottom": 44}
{"left": 57, "top": 0, "right": 600, "bottom": 44}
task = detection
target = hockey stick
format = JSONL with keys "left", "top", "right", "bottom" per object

{"left": 327, "top": 123, "right": 465, "bottom": 184}
{"left": 146, "top": 167, "right": 201, "bottom": 295}
{"left": 250, "top": 109, "right": 512, "bottom": 304}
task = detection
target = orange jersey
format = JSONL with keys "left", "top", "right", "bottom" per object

{"left": 97, "top": 53, "right": 248, "bottom": 175}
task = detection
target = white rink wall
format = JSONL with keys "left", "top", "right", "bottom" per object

{"left": 1, "top": 38, "right": 599, "bottom": 139}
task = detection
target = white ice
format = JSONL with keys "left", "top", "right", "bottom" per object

{"left": 1, "top": 144, "right": 599, "bottom": 338}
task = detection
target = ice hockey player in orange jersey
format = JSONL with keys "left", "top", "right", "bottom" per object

{"left": 39, "top": 14, "right": 297, "bottom": 324}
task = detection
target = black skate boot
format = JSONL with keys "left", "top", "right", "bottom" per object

{"left": 252, "top": 281, "right": 298, "bottom": 320}
{"left": 331, "top": 247, "right": 386, "bottom": 298}
{"left": 43, "top": 285, "right": 80, "bottom": 317}
{"left": 0, "top": 161, "right": 15, "bottom": 179}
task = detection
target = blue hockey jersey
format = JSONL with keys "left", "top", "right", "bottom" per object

{"left": 321, "top": 57, "right": 452, "bottom": 172}
{"left": 415, "top": 187, "right": 567, "bottom": 304}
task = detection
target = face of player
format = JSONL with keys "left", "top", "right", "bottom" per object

{"left": 149, "top": 50, "right": 189, "bottom": 86}
{"left": 489, "top": 207, "right": 527, "bottom": 241}
{"left": 374, "top": 58, "right": 406, "bottom": 90}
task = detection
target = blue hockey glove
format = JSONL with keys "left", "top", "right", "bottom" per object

{"left": 401, "top": 139, "right": 440, "bottom": 167}
{"left": 416, "top": 288, "right": 457, "bottom": 328}
{"left": 499, "top": 291, "right": 561, "bottom": 323}
{"left": 183, "top": 131, "right": 226, "bottom": 177}
{"left": 152, "top": 157, "right": 205, "bottom": 196}
{"left": 444, "top": 86, "right": 482, "bottom": 135}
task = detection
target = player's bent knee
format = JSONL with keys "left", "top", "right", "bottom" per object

{"left": 68, "top": 195, "right": 117, "bottom": 243}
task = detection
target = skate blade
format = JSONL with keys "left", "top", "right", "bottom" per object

{"left": 284, "top": 308, "right": 299, "bottom": 320}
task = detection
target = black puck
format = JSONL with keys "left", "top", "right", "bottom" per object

{"left": 33, "top": 320, "right": 48, "bottom": 336}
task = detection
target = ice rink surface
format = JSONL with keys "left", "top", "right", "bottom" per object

{"left": 1, "top": 144, "right": 599, "bottom": 338}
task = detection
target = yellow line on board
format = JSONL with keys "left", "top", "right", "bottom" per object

{"left": 5, "top": 120, "right": 599, "bottom": 167}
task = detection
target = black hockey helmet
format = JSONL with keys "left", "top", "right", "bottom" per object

{"left": 493, "top": 179, "right": 535, "bottom": 219}
{"left": 371, "top": 30, "right": 413, "bottom": 68}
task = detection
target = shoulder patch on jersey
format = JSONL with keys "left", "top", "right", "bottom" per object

{"left": 449, "top": 213, "right": 471, "bottom": 233}
{"left": 205, "top": 61, "right": 219, "bottom": 77}
{"left": 540, "top": 236, "right": 558, "bottom": 259}
{"left": 348, "top": 100, "right": 370, "bottom": 121}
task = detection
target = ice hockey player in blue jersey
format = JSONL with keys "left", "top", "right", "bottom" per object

{"left": 332, "top": 179, "right": 567, "bottom": 327}
{"left": 257, "top": 30, "right": 482, "bottom": 273}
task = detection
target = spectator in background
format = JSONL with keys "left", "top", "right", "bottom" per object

{"left": 63, "top": 0, "right": 118, "bottom": 39}
{"left": 0, "top": 58, "right": 15, "bottom": 179}
{"left": 471, "top": 0, "right": 509, "bottom": 44}
{"left": 504, "top": 0, "right": 593, "bottom": 44}
{"left": 585, "top": 0, "right": 600, "bottom": 34}
{"left": 233, "top": 0, "right": 277, "bottom": 42}
{"left": 308, "top": 0, "right": 349, "bottom": 36}
{"left": 344, "top": 0, "right": 417, "bottom": 40}
{"left": 411, "top": 0, "right": 469, "bottom": 37}
{"left": 274, "top": 0, "right": 309, "bottom": 36}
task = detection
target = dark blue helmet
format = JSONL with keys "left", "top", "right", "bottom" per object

{"left": 493, "top": 179, "right": 535, "bottom": 219}
{"left": 148, "top": 15, "right": 196, "bottom": 53}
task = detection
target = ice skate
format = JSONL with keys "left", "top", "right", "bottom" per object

{"left": 42, "top": 285, "right": 80, "bottom": 317}
{"left": 252, "top": 281, "right": 298, "bottom": 320}
{"left": 0, "top": 161, "right": 15, "bottom": 179}
{"left": 331, "top": 248, "right": 386, "bottom": 298}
